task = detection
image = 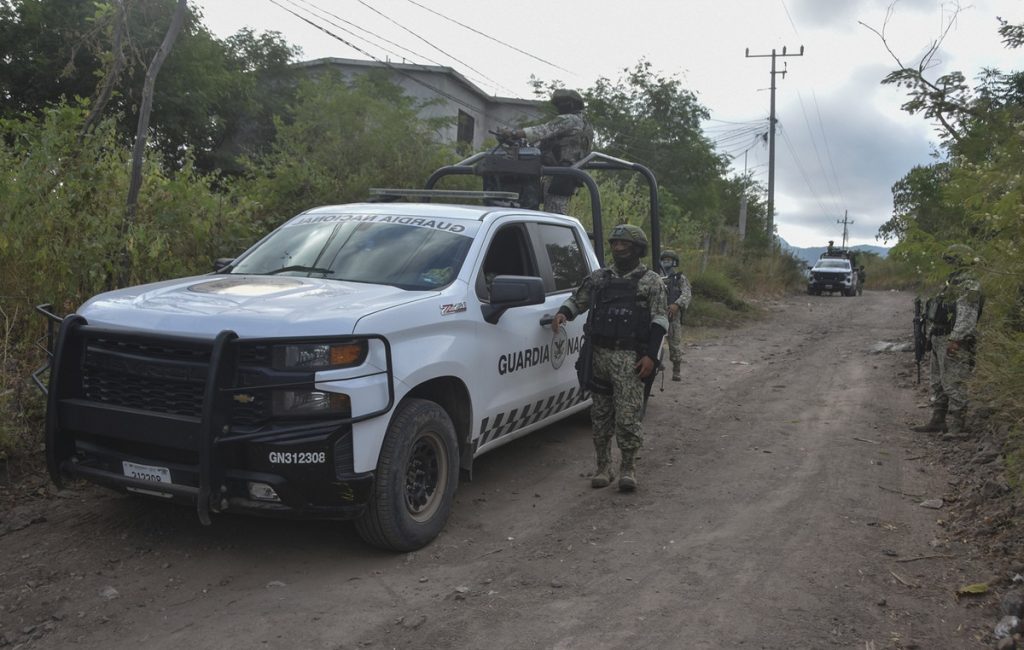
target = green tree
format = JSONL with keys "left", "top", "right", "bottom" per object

{"left": 237, "top": 70, "right": 456, "bottom": 229}
{"left": 875, "top": 14, "right": 1024, "bottom": 485}
{"left": 0, "top": 0, "right": 103, "bottom": 117}
{"left": 879, "top": 163, "right": 963, "bottom": 244}
{"left": 583, "top": 61, "right": 728, "bottom": 231}
{"left": 0, "top": 0, "right": 300, "bottom": 176}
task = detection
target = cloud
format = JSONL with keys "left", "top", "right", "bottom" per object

{"left": 770, "top": 61, "right": 936, "bottom": 245}
{"left": 791, "top": 0, "right": 936, "bottom": 30}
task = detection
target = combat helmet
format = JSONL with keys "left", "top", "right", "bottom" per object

{"left": 551, "top": 88, "right": 584, "bottom": 113}
{"left": 942, "top": 243, "right": 976, "bottom": 267}
{"left": 608, "top": 223, "right": 649, "bottom": 256}
{"left": 659, "top": 249, "right": 680, "bottom": 264}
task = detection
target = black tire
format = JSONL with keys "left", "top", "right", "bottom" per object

{"left": 355, "top": 398, "right": 459, "bottom": 551}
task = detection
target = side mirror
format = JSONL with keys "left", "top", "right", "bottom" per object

{"left": 482, "top": 275, "right": 546, "bottom": 324}
{"left": 213, "top": 257, "right": 234, "bottom": 272}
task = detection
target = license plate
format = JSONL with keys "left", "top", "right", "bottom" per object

{"left": 824, "top": 284, "right": 834, "bottom": 289}
{"left": 122, "top": 461, "right": 171, "bottom": 484}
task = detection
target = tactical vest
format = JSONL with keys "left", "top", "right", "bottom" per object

{"left": 925, "top": 298, "right": 954, "bottom": 336}
{"left": 587, "top": 273, "right": 650, "bottom": 351}
{"left": 665, "top": 273, "right": 683, "bottom": 304}
{"left": 926, "top": 275, "right": 984, "bottom": 337}
{"left": 545, "top": 115, "right": 594, "bottom": 166}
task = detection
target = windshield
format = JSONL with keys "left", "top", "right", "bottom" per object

{"left": 230, "top": 217, "right": 475, "bottom": 290}
{"left": 815, "top": 259, "right": 851, "bottom": 270}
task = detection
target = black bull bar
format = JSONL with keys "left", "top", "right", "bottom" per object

{"left": 37, "top": 308, "right": 394, "bottom": 525}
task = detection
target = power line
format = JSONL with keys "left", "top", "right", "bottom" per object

{"left": 283, "top": 0, "right": 418, "bottom": 69}
{"left": 704, "top": 117, "right": 766, "bottom": 126}
{"left": 404, "top": 0, "right": 574, "bottom": 75}
{"left": 348, "top": 0, "right": 516, "bottom": 96}
{"left": 780, "top": 0, "right": 801, "bottom": 38}
{"left": 291, "top": 0, "right": 516, "bottom": 96}
{"left": 268, "top": 0, "right": 488, "bottom": 115}
{"left": 269, "top": 0, "right": 542, "bottom": 129}
{"left": 812, "top": 90, "right": 846, "bottom": 211}
{"left": 778, "top": 122, "right": 833, "bottom": 219}
{"left": 796, "top": 90, "right": 842, "bottom": 216}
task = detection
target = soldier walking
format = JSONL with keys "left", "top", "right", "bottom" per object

{"left": 551, "top": 224, "right": 668, "bottom": 491}
{"left": 658, "top": 249, "right": 692, "bottom": 381}
{"left": 912, "top": 244, "right": 984, "bottom": 437}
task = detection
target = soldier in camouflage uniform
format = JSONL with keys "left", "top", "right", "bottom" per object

{"left": 500, "top": 89, "right": 594, "bottom": 215}
{"left": 551, "top": 224, "right": 668, "bottom": 491}
{"left": 912, "top": 244, "right": 984, "bottom": 437}
{"left": 659, "top": 250, "right": 692, "bottom": 381}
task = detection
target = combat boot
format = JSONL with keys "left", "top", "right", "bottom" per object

{"left": 944, "top": 411, "right": 968, "bottom": 438}
{"left": 591, "top": 442, "right": 614, "bottom": 488}
{"left": 911, "top": 408, "right": 947, "bottom": 433}
{"left": 618, "top": 451, "right": 637, "bottom": 492}
{"left": 591, "top": 463, "right": 615, "bottom": 488}
{"left": 672, "top": 363, "right": 681, "bottom": 382}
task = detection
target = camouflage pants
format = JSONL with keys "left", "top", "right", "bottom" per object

{"left": 666, "top": 313, "right": 683, "bottom": 365}
{"left": 590, "top": 346, "right": 645, "bottom": 466}
{"left": 927, "top": 334, "right": 975, "bottom": 414}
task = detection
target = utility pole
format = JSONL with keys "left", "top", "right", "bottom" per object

{"left": 745, "top": 45, "right": 804, "bottom": 241}
{"left": 838, "top": 210, "right": 854, "bottom": 248}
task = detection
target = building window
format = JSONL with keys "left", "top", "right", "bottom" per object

{"left": 457, "top": 110, "right": 475, "bottom": 146}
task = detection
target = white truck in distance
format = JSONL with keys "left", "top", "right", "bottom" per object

{"left": 807, "top": 251, "right": 860, "bottom": 297}
{"left": 43, "top": 202, "right": 602, "bottom": 551}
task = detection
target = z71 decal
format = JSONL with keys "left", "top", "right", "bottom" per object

{"left": 440, "top": 302, "right": 467, "bottom": 315}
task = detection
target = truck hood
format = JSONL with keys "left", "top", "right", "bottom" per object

{"left": 78, "top": 275, "right": 438, "bottom": 338}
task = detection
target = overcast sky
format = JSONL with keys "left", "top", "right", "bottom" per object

{"left": 194, "top": 0, "right": 1021, "bottom": 248}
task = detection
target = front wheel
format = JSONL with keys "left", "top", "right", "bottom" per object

{"left": 355, "top": 398, "right": 459, "bottom": 551}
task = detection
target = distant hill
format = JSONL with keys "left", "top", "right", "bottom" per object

{"left": 780, "top": 239, "right": 889, "bottom": 267}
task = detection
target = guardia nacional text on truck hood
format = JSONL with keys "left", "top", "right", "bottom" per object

{"left": 78, "top": 275, "right": 440, "bottom": 338}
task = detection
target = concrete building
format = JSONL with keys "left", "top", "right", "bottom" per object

{"left": 294, "top": 57, "right": 546, "bottom": 151}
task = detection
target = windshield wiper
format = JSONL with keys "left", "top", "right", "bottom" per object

{"left": 265, "top": 265, "right": 335, "bottom": 276}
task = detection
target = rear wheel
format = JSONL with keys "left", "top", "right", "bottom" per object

{"left": 355, "top": 398, "right": 459, "bottom": 551}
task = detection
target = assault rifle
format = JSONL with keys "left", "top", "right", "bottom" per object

{"left": 665, "top": 273, "right": 682, "bottom": 305}
{"left": 913, "top": 297, "right": 926, "bottom": 384}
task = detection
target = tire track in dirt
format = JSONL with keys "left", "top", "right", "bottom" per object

{"left": 0, "top": 291, "right": 994, "bottom": 649}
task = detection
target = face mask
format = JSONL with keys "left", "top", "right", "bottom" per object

{"left": 611, "top": 243, "right": 640, "bottom": 268}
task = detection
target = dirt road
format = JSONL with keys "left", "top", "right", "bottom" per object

{"left": 0, "top": 290, "right": 998, "bottom": 649}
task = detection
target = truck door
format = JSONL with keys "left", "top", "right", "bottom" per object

{"left": 471, "top": 220, "right": 588, "bottom": 452}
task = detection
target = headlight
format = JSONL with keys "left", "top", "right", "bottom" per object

{"left": 273, "top": 341, "right": 367, "bottom": 370}
{"left": 272, "top": 390, "right": 351, "bottom": 417}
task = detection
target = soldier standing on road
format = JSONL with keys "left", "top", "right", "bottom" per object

{"left": 551, "top": 224, "right": 668, "bottom": 491}
{"left": 499, "top": 89, "right": 594, "bottom": 215}
{"left": 912, "top": 244, "right": 984, "bottom": 437}
{"left": 659, "top": 249, "right": 692, "bottom": 381}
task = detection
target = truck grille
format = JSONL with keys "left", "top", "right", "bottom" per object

{"left": 812, "top": 272, "right": 846, "bottom": 282}
{"left": 79, "top": 337, "right": 271, "bottom": 425}
{"left": 83, "top": 338, "right": 210, "bottom": 418}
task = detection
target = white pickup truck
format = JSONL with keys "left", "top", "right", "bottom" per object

{"left": 40, "top": 147, "right": 664, "bottom": 551}
{"left": 42, "top": 201, "right": 612, "bottom": 551}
